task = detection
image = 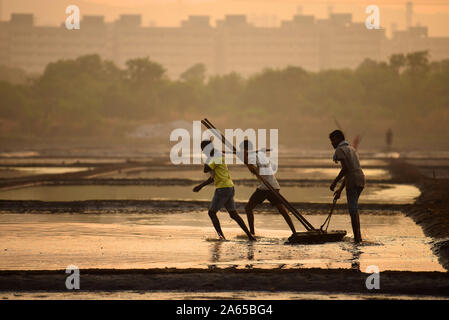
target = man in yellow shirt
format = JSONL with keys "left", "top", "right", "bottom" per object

{"left": 193, "top": 140, "right": 256, "bottom": 241}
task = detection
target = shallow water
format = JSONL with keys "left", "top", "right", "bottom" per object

{"left": 420, "top": 168, "right": 449, "bottom": 179}
{"left": 0, "top": 157, "right": 387, "bottom": 166}
{"left": 400, "top": 151, "right": 449, "bottom": 159}
{"left": 0, "top": 158, "right": 126, "bottom": 166}
{"left": 99, "top": 167, "right": 391, "bottom": 180}
{"left": 248, "top": 158, "right": 388, "bottom": 167}
{"left": 0, "top": 167, "right": 93, "bottom": 177}
{"left": 0, "top": 184, "right": 420, "bottom": 204}
{"left": 0, "top": 151, "right": 40, "bottom": 158}
{"left": 0, "top": 212, "right": 443, "bottom": 272}
{"left": 407, "top": 159, "right": 449, "bottom": 167}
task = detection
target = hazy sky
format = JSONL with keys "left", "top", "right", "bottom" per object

{"left": 2, "top": 0, "right": 449, "bottom": 37}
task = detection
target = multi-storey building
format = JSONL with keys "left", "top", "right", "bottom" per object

{"left": 385, "top": 25, "right": 449, "bottom": 62}
{"left": 0, "top": 12, "right": 448, "bottom": 78}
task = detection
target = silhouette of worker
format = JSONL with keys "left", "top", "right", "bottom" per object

{"left": 239, "top": 140, "right": 296, "bottom": 236}
{"left": 329, "top": 130, "right": 365, "bottom": 243}
{"left": 193, "top": 140, "right": 256, "bottom": 241}
{"left": 386, "top": 128, "right": 393, "bottom": 151}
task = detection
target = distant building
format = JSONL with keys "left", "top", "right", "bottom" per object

{"left": 316, "top": 14, "right": 385, "bottom": 70}
{"left": 0, "top": 14, "right": 113, "bottom": 73}
{"left": 386, "top": 25, "right": 449, "bottom": 61}
{"left": 0, "top": 12, "right": 448, "bottom": 78}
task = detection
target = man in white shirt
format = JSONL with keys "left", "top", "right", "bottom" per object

{"left": 239, "top": 140, "right": 296, "bottom": 236}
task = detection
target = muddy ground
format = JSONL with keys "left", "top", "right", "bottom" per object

{"left": 389, "top": 159, "right": 449, "bottom": 270}
{"left": 0, "top": 268, "right": 448, "bottom": 297}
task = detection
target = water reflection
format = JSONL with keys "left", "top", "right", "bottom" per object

{"left": 0, "top": 184, "right": 420, "bottom": 204}
{"left": 0, "top": 212, "right": 444, "bottom": 272}
{"left": 97, "top": 167, "right": 390, "bottom": 180}
{"left": 340, "top": 242, "right": 362, "bottom": 271}
{"left": 247, "top": 242, "right": 255, "bottom": 261}
{"left": 211, "top": 241, "right": 222, "bottom": 263}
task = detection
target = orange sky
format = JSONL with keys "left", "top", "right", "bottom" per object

{"left": 2, "top": 0, "right": 449, "bottom": 36}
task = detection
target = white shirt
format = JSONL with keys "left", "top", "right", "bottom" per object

{"left": 248, "top": 151, "right": 280, "bottom": 190}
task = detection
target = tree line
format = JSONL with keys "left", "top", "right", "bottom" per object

{"left": 0, "top": 51, "right": 448, "bottom": 146}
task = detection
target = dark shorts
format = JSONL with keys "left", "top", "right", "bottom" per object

{"left": 210, "top": 187, "right": 236, "bottom": 212}
{"left": 249, "top": 188, "right": 281, "bottom": 206}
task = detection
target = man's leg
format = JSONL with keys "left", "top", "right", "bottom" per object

{"left": 245, "top": 200, "right": 258, "bottom": 235}
{"left": 346, "top": 187, "right": 363, "bottom": 243}
{"left": 209, "top": 189, "right": 227, "bottom": 239}
{"left": 274, "top": 203, "right": 296, "bottom": 234}
{"left": 266, "top": 190, "right": 296, "bottom": 234}
{"left": 245, "top": 189, "right": 266, "bottom": 235}
{"left": 228, "top": 210, "right": 256, "bottom": 241}
{"left": 227, "top": 187, "right": 256, "bottom": 241}
{"left": 208, "top": 210, "right": 226, "bottom": 239}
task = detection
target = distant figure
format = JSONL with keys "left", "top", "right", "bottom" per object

{"left": 240, "top": 140, "right": 296, "bottom": 236}
{"left": 386, "top": 128, "right": 393, "bottom": 151}
{"left": 192, "top": 140, "right": 256, "bottom": 241}
{"left": 329, "top": 130, "right": 365, "bottom": 243}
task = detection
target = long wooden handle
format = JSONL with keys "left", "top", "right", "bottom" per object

{"left": 201, "top": 119, "right": 315, "bottom": 231}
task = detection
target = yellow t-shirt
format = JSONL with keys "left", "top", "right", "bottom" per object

{"left": 207, "top": 156, "right": 234, "bottom": 189}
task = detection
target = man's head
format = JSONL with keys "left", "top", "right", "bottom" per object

{"left": 329, "top": 130, "right": 345, "bottom": 149}
{"left": 201, "top": 139, "right": 214, "bottom": 156}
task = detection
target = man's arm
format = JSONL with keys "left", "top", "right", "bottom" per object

{"left": 193, "top": 176, "right": 214, "bottom": 192}
{"left": 330, "top": 160, "right": 348, "bottom": 191}
{"left": 193, "top": 164, "right": 214, "bottom": 192}
{"left": 333, "top": 178, "right": 346, "bottom": 199}
{"left": 203, "top": 164, "right": 212, "bottom": 173}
